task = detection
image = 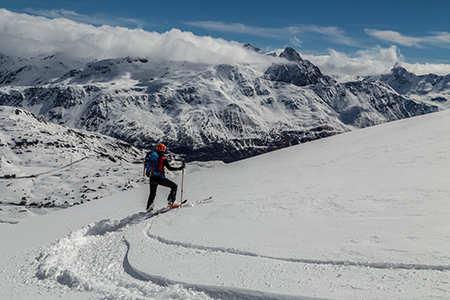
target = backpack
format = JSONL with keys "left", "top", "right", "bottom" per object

{"left": 144, "top": 151, "right": 166, "bottom": 178}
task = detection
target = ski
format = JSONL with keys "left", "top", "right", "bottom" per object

{"left": 144, "top": 197, "right": 212, "bottom": 219}
{"left": 145, "top": 199, "right": 188, "bottom": 218}
{"left": 169, "top": 199, "right": 188, "bottom": 209}
{"left": 189, "top": 196, "right": 213, "bottom": 205}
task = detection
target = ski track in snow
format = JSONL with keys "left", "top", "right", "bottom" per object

{"left": 31, "top": 212, "right": 215, "bottom": 300}
{"left": 28, "top": 205, "right": 449, "bottom": 300}
{"left": 146, "top": 232, "right": 450, "bottom": 272}
{"left": 31, "top": 210, "right": 328, "bottom": 300}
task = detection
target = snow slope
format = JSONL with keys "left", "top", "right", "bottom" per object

{"left": 1, "top": 110, "right": 450, "bottom": 299}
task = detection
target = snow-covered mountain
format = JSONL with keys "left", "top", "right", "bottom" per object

{"left": 0, "top": 105, "right": 148, "bottom": 223}
{"left": 0, "top": 48, "right": 441, "bottom": 162}
{"left": 365, "top": 64, "right": 450, "bottom": 108}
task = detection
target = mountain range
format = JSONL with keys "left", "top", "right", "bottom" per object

{"left": 365, "top": 63, "right": 450, "bottom": 108}
{"left": 0, "top": 47, "right": 446, "bottom": 162}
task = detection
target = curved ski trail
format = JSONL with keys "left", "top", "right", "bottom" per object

{"left": 30, "top": 208, "right": 449, "bottom": 300}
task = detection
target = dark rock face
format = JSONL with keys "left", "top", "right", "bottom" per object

{"left": 264, "top": 48, "right": 334, "bottom": 87}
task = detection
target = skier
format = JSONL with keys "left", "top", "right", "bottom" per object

{"left": 145, "top": 143, "right": 185, "bottom": 212}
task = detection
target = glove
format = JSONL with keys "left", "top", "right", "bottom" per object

{"left": 145, "top": 171, "right": 150, "bottom": 177}
{"left": 179, "top": 161, "right": 186, "bottom": 170}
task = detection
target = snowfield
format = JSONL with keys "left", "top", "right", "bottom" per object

{"left": 1, "top": 109, "right": 450, "bottom": 299}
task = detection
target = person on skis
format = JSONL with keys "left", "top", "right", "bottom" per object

{"left": 144, "top": 143, "right": 185, "bottom": 212}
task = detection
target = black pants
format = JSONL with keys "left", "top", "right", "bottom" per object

{"left": 147, "top": 177, "right": 178, "bottom": 209}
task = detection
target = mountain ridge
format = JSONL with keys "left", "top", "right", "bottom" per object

{"left": 365, "top": 64, "right": 450, "bottom": 108}
{"left": 0, "top": 47, "right": 442, "bottom": 162}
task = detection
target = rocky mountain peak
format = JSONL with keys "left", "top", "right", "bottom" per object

{"left": 280, "top": 47, "right": 302, "bottom": 62}
{"left": 243, "top": 43, "right": 264, "bottom": 54}
{"left": 390, "top": 63, "right": 414, "bottom": 77}
{"left": 264, "top": 47, "right": 332, "bottom": 87}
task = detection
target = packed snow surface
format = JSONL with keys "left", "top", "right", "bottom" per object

{"left": 1, "top": 110, "right": 450, "bottom": 299}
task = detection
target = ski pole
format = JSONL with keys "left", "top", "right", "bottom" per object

{"left": 180, "top": 168, "right": 185, "bottom": 203}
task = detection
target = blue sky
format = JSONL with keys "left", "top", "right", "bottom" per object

{"left": 1, "top": 0, "right": 450, "bottom": 75}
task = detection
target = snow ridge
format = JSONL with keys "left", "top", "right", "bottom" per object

{"left": 83, "top": 212, "right": 146, "bottom": 236}
{"left": 147, "top": 232, "right": 450, "bottom": 272}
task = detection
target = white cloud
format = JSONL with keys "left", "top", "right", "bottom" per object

{"left": 289, "top": 37, "right": 302, "bottom": 47}
{"left": 301, "top": 25, "right": 359, "bottom": 47}
{"left": 0, "top": 9, "right": 276, "bottom": 67}
{"left": 366, "top": 29, "right": 450, "bottom": 48}
{"left": 185, "top": 21, "right": 358, "bottom": 46}
{"left": 303, "top": 46, "right": 450, "bottom": 77}
{"left": 303, "top": 46, "right": 402, "bottom": 77}
{"left": 1, "top": 9, "right": 449, "bottom": 77}
{"left": 23, "top": 8, "right": 153, "bottom": 28}
{"left": 185, "top": 21, "right": 282, "bottom": 39}
{"left": 365, "top": 29, "right": 423, "bottom": 47}
{"left": 401, "top": 62, "right": 450, "bottom": 76}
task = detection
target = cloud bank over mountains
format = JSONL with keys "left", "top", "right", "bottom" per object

{"left": 0, "top": 9, "right": 274, "bottom": 68}
{"left": 304, "top": 46, "right": 401, "bottom": 77}
{"left": 1, "top": 9, "right": 450, "bottom": 76}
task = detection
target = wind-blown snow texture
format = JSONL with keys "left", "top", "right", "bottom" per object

{"left": 0, "top": 47, "right": 441, "bottom": 162}
{"left": 1, "top": 108, "right": 449, "bottom": 300}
